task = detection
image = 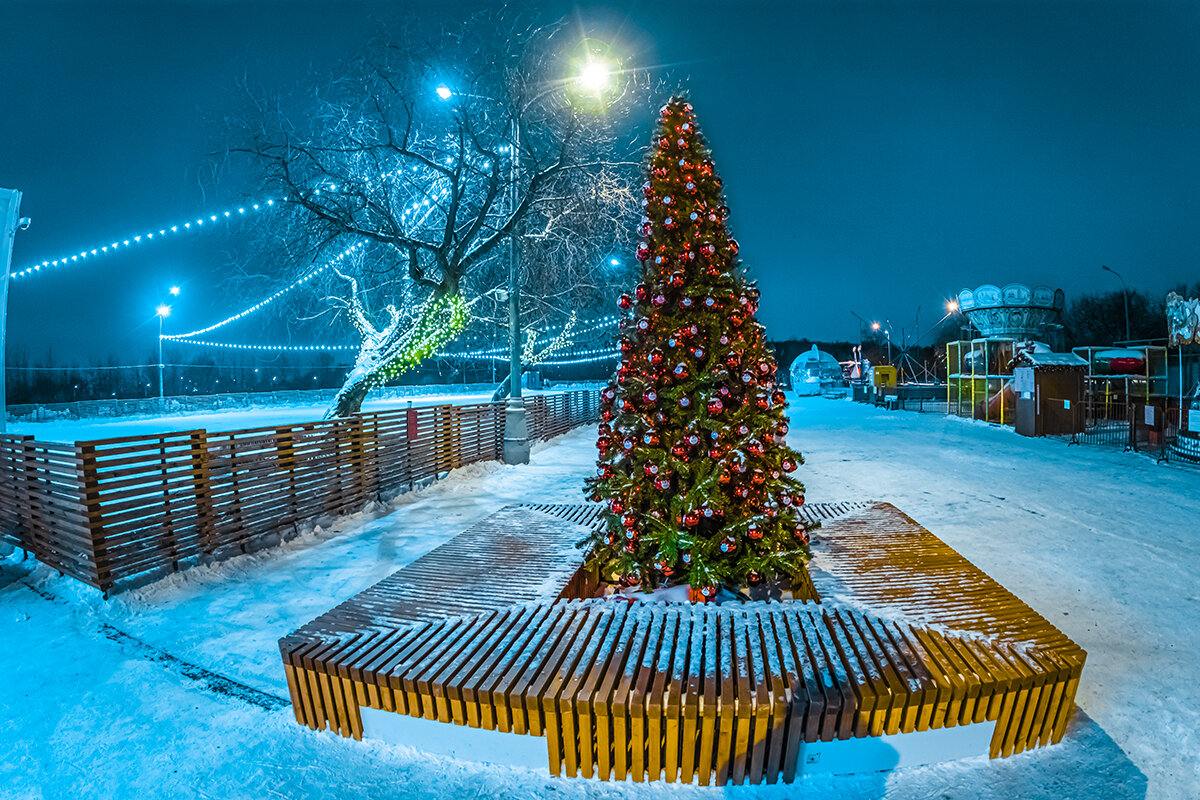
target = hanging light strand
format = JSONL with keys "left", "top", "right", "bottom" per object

{"left": 13, "top": 199, "right": 280, "bottom": 280}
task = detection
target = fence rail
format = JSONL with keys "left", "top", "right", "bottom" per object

{"left": 0, "top": 391, "right": 599, "bottom": 594}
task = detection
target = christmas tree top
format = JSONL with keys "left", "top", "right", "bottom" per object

{"left": 584, "top": 97, "right": 810, "bottom": 601}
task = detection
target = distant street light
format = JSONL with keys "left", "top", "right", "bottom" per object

{"left": 871, "top": 321, "right": 881, "bottom": 331}
{"left": 1101, "top": 265, "right": 1131, "bottom": 343}
{"left": 435, "top": 85, "right": 453, "bottom": 101}
{"left": 169, "top": 285, "right": 180, "bottom": 296}
{"left": 946, "top": 299, "right": 958, "bottom": 313}
{"left": 155, "top": 303, "right": 171, "bottom": 402}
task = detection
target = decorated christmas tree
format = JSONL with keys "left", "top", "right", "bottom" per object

{"left": 584, "top": 97, "right": 810, "bottom": 601}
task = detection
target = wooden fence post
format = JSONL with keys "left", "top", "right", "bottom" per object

{"left": 76, "top": 443, "right": 112, "bottom": 593}
{"left": 190, "top": 431, "right": 216, "bottom": 557}
{"left": 17, "top": 437, "right": 41, "bottom": 563}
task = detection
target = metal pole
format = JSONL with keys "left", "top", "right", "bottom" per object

{"left": 158, "top": 315, "right": 165, "bottom": 402}
{"left": 0, "top": 188, "right": 26, "bottom": 435}
{"left": 1103, "top": 265, "right": 1131, "bottom": 342}
{"left": 503, "top": 119, "right": 530, "bottom": 464}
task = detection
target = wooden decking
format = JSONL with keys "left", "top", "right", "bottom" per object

{"left": 278, "top": 501, "right": 1085, "bottom": 783}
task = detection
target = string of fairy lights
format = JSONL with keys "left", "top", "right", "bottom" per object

{"left": 12, "top": 199, "right": 280, "bottom": 280}
{"left": 14, "top": 176, "right": 620, "bottom": 369}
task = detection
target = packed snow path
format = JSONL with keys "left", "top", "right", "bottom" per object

{"left": 2, "top": 397, "right": 1195, "bottom": 799}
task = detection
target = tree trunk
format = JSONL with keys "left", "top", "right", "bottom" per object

{"left": 323, "top": 291, "right": 469, "bottom": 419}
{"left": 326, "top": 367, "right": 373, "bottom": 419}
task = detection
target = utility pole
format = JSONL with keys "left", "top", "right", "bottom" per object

{"left": 1102, "top": 265, "right": 1131, "bottom": 343}
{"left": 503, "top": 121, "right": 531, "bottom": 465}
{"left": 1, "top": 189, "right": 30, "bottom": 434}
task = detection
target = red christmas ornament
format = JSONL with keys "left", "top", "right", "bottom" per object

{"left": 654, "top": 477, "right": 671, "bottom": 491}
{"left": 617, "top": 294, "right": 633, "bottom": 310}
{"left": 622, "top": 514, "right": 638, "bottom": 529}
{"left": 747, "top": 522, "right": 763, "bottom": 540}
{"left": 636, "top": 243, "right": 650, "bottom": 261}
{"left": 642, "top": 432, "right": 660, "bottom": 446}
{"left": 718, "top": 469, "right": 731, "bottom": 484}
{"left": 648, "top": 348, "right": 664, "bottom": 366}
{"left": 776, "top": 423, "right": 789, "bottom": 437}
{"left": 673, "top": 362, "right": 689, "bottom": 379}
{"left": 635, "top": 284, "right": 648, "bottom": 301}
{"left": 795, "top": 493, "right": 806, "bottom": 506}
{"left": 610, "top": 500, "right": 625, "bottom": 515}
{"left": 758, "top": 361, "right": 772, "bottom": 374}
{"left": 795, "top": 525, "right": 810, "bottom": 545}
{"left": 751, "top": 470, "right": 766, "bottom": 485}
{"left": 671, "top": 270, "right": 686, "bottom": 288}
{"left": 671, "top": 442, "right": 689, "bottom": 457}
{"left": 719, "top": 536, "right": 737, "bottom": 554}
{"left": 747, "top": 571, "right": 763, "bottom": 586}
{"left": 643, "top": 463, "right": 659, "bottom": 477}
{"left": 772, "top": 390, "right": 787, "bottom": 405}
{"left": 708, "top": 447, "right": 723, "bottom": 459}
{"left": 707, "top": 398, "right": 724, "bottom": 415}
{"left": 642, "top": 389, "right": 658, "bottom": 405}
{"left": 781, "top": 458, "right": 796, "bottom": 472}
{"left": 683, "top": 510, "right": 700, "bottom": 527}
{"left": 652, "top": 293, "right": 667, "bottom": 308}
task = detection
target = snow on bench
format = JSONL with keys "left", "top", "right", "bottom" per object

{"left": 278, "top": 501, "right": 1085, "bottom": 783}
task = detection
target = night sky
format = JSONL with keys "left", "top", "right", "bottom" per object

{"left": 4, "top": 0, "right": 1200, "bottom": 366}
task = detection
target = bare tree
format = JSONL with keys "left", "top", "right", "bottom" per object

{"left": 233, "top": 13, "right": 643, "bottom": 417}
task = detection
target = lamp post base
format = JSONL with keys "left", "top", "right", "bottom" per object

{"left": 503, "top": 398, "right": 531, "bottom": 465}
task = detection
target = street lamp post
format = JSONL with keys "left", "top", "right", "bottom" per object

{"left": 503, "top": 120, "right": 530, "bottom": 464}
{"left": 1, "top": 188, "right": 29, "bottom": 435}
{"left": 1102, "top": 265, "right": 1131, "bottom": 343}
{"left": 155, "top": 303, "right": 171, "bottom": 404}
{"left": 437, "top": 52, "right": 616, "bottom": 465}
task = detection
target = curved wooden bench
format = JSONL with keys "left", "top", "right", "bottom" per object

{"left": 279, "top": 501, "right": 1084, "bottom": 783}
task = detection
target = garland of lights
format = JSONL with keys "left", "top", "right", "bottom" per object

{"left": 163, "top": 242, "right": 365, "bottom": 341}
{"left": 363, "top": 293, "right": 471, "bottom": 389}
{"left": 13, "top": 199, "right": 279, "bottom": 280}
{"left": 523, "top": 312, "right": 576, "bottom": 363}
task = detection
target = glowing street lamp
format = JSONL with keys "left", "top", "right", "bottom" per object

{"left": 870, "top": 321, "right": 881, "bottom": 331}
{"left": 169, "top": 285, "right": 181, "bottom": 296}
{"left": 577, "top": 59, "right": 612, "bottom": 95}
{"left": 435, "top": 45, "right": 620, "bottom": 466}
{"left": 946, "top": 300, "right": 958, "bottom": 313}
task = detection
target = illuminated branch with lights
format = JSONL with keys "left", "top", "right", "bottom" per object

{"left": 325, "top": 269, "right": 469, "bottom": 418}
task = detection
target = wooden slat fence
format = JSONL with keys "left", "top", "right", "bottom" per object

{"left": 0, "top": 390, "right": 598, "bottom": 594}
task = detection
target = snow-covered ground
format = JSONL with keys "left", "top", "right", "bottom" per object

{"left": 8, "top": 387, "right": 599, "bottom": 443}
{"left": 2, "top": 396, "right": 1196, "bottom": 799}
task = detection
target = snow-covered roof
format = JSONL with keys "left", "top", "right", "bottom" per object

{"left": 1017, "top": 351, "right": 1088, "bottom": 367}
